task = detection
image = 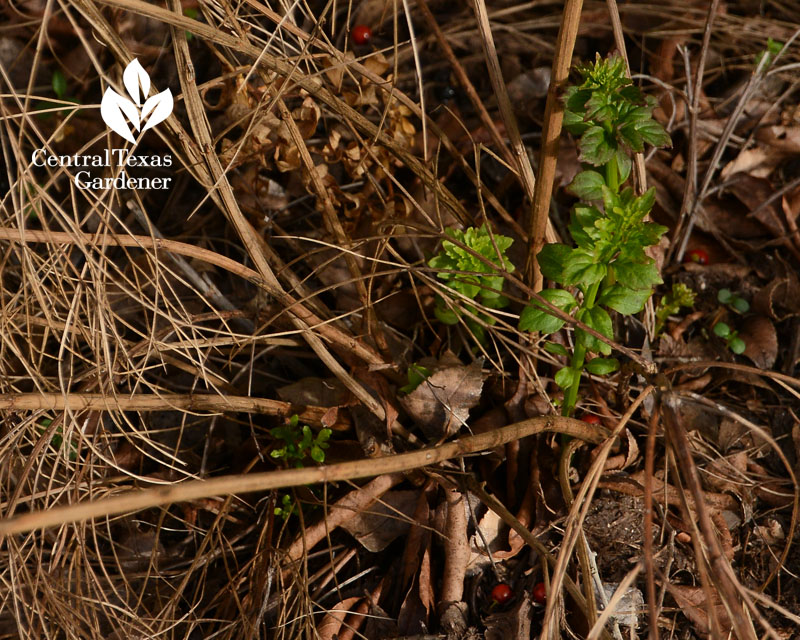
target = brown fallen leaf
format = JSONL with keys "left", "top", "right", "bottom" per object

{"left": 740, "top": 316, "right": 778, "bottom": 369}
{"left": 340, "top": 490, "right": 418, "bottom": 552}
{"left": 400, "top": 359, "right": 487, "bottom": 439}
{"left": 721, "top": 146, "right": 782, "bottom": 180}
{"left": 664, "top": 583, "right": 731, "bottom": 637}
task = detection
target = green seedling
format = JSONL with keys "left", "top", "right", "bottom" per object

{"left": 35, "top": 69, "right": 79, "bottom": 119}
{"left": 183, "top": 7, "right": 198, "bottom": 40}
{"left": 755, "top": 37, "right": 784, "bottom": 67}
{"left": 270, "top": 414, "right": 331, "bottom": 520}
{"left": 428, "top": 224, "right": 514, "bottom": 343}
{"left": 270, "top": 414, "right": 331, "bottom": 467}
{"left": 717, "top": 288, "right": 749, "bottom": 314}
{"left": 37, "top": 418, "right": 78, "bottom": 461}
{"left": 655, "top": 282, "right": 696, "bottom": 335}
{"left": 713, "top": 322, "right": 746, "bottom": 354}
{"left": 274, "top": 493, "right": 297, "bottom": 521}
{"left": 399, "top": 363, "right": 432, "bottom": 394}
{"left": 519, "top": 54, "right": 671, "bottom": 416}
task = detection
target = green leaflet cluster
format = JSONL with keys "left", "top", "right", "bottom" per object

{"left": 519, "top": 54, "right": 672, "bottom": 416}
{"left": 428, "top": 224, "right": 514, "bottom": 343}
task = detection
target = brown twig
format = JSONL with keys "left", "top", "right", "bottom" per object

{"left": 526, "top": 0, "right": 584, "bottom": 291}
{"left": 0, "top": 415, "right": 607, "bottom": 535}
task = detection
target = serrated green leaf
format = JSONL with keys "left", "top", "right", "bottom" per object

{"left": 519, "top": 288, "right": 577, "bottom": 334}
{"left": 615, "top": 149, "right": 632, "bottom": 184}
{"left": 598, "top": 284, "right": 652, "bottom": 314}
{"left": 579, "top": 126, "right": 616, "bottom": 166}
{"left": 618, "top": 121, "right": 644, "bottom": 152}
{"left": 637, "top": 119, "right": 672, "bottom": 148}
{"left": 585, "top": 357, "right": 620, "bottom": 375}
{"left": 567, "top": 170, "right": 606, "bottom": 201}
{"left": 576, "top": 306, "right": 613, "bottom": 355}
{"left": 562, "top": 251, "right": 607, "bottom": 286}
{"left": 544, "top": 342, "right": 569, "bottom": 356}
{"left": 555, "top": 366, "right": 576, "bottom": 389}
{"left": 613, "top": 260, "right": 662, "bottom": 289}
{"left": 537, "top": 243, "right": 573, "bottom": 283}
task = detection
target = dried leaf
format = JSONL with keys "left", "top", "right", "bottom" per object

{"left": 400, "top": 360, "right": 487, "bottom": 439}
{"left": 721, "top": 146, "right": 780, "bottom": 179}
{"left": 665, "top": 583, "right": 731, "bottom": 636}
{"left": 740, "top": 316, "right": 778, "bottom": 369}
{"left": 277, "top": 377, "right": 350, "bottom": 407}
{"left": 753, "top": 275, "right": 800, "bottom": 321}
{"left": 340, "top": 490, "right": 417, "bottom": 552}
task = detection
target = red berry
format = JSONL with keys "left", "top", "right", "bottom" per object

{"left": 490, "top": 583, "right": 513, "bottom": 605}
{"left": 685, "top": 248, "right": 710, "bottom": 265}
{"left": 351, "top": 25, "right": 372, "bottom": 45}
{"left": 581, "top": 414, "right": 601, "bottom": 424}
{"left": 532, "top": 582, "right": 547, "bottom": 604}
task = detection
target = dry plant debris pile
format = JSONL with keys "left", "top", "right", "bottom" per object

{"left": 0, "top": 1, "right": 799, "bottom": 639}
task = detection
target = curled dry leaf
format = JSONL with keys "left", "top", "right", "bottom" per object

{"left": 739, "top": 316, "right": 778, "bottom": 369}
{"left": 664, "top": 583, "right": 731, "bottom": 636}
{"left": 753, "top": 273, "right": 800, "bottom": 321}
{"left": 340, "top": 490, "right": 418, "bottom": 552}
{"left": 400, "top": 359, "right": 487, "bottom": 439}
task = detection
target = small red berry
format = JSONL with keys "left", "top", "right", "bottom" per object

{"left": 490, "top": 583, "right": 514, "bottom": 605}
{"left": 532, "top": 582, "right": 547, "bottom": 604}
{"left": 685, "top": 248, "right": 710, "bottom": 265}
{"left": 351, "top": 24, "right": 373, "bottom": 45}
{"left": 581, "top": 414, "right": 601, "bottom": 424}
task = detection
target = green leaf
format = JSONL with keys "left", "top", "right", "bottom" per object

{"left": 310, "top": 446, "right": 326, "bottom": 463}
{"left": 729, "top": 337, "right": 746, "bottom": 354}
{"left": 585, "top": 357, "right": 620, "bottom": 375}
{"left": 598, "top": 284, "right": 652, "bottom": 315}
{"left": 567, "top": 170, "right": 606, "bottom": 201}
{"left": 537, "top": 243, "right": 573, "bottom": 283}
{"left": 731, "top": 297, "right": 750, "bottom": 313}
{"left": 576, "top": 306, "right": 613, "bottom": 355}
{"left": 612, "top": 260, "right": 662, "bottom": 289}
{"left": 52, "top": 70, "right": 67, "bottom": 100}
{"left": 519, "top": 289, "right": 577, "bottom": 334}
{"left": 400, "top": 364, "right": 432, "bottom": 394}
{"left": 435, "top": 304, "right": 460, "bottom": 325}
{"left": 636, "top": 119, "right": 672, "bottom": 148}
{"left": 555, "top": 366, "right": 577, "bottom": 390}
{"left": 717, "top": 289, "right": 733, "bottom": 304}
{"left": 579, "top": 125, "right": 616, "bottom": 166}
{"left": 615, "top": 148, "right": 632, "bottom": 184}
{"left": 713, "top": 322, "right": 731, "bottom": 338}
{"left": 544, "top": 342, "right": 569, "bottom": 356}
{"left": 562, "top": 250, "right": 607, "bottom": 286}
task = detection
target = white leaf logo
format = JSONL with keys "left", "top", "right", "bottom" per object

{"left": 141, "top": 89, "right": 173, "bottom": 133}
{"left": 100, "top": 59, "right": 173, "bottom": 143}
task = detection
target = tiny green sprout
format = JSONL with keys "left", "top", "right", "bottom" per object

{"left": 52, "top": 70, "right": 67, "bottom": 100}
{"left": 717, "top": 289, "right": 749, "bottom": 314}
{"left": 183, "top": 7, "right": 198, "bottom": 40}
{"left": 655, "top": 283, "right": 696, "bottom": 335}
{"left": 755, "top": 37, "right": 784, "bottom": 67}
{"left": 274, "top": 493, "right": 297, "bottom": 521}
{"left": 429, "top": 224, "right": 514, "bottom": 343}
{"left": 713, "top": 322, "right": 746, "bottom": 354}
{"left": 520, "top": 54, "right": 671, "bottom": 417}
{"left": 399, "top": 363, "right": 432, "bottom": 394}
{"left": 270, "top": 414, "right": 331, "bottom": 467}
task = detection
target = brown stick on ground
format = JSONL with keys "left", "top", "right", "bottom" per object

{"left": 526, "top": 0, "right": 585, "bottom": 291}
